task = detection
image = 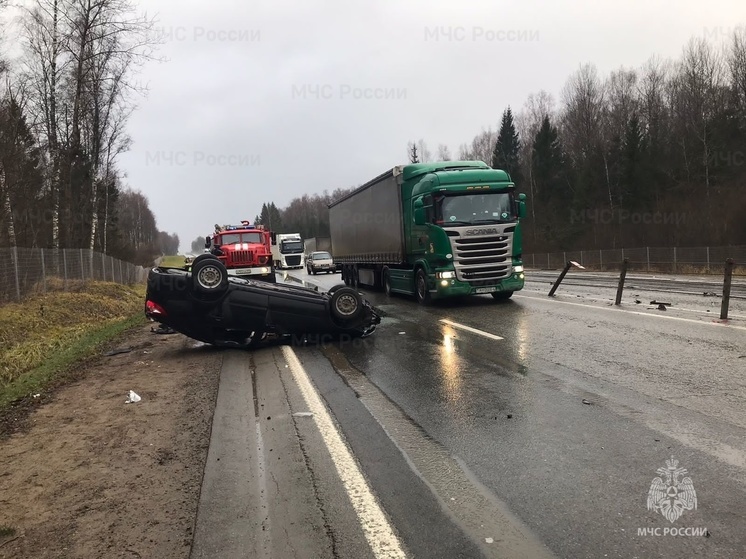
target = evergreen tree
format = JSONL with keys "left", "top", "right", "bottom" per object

{"left": 408, "top": 141, "right": 419, "bottom": 163}
{"left": 620, "top": 114, "right": 649, "bottom": 210}
{"left": 492, "top": 107, "right": 523, "bottom": 185}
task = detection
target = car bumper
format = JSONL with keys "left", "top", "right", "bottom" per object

{"left": 228, "top": 267, "right": 273, "bottom": 277}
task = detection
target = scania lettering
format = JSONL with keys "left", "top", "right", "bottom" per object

{"left": 204, "top": 221, "right": 275, "bottom": 282}
{"left": 328, "top": 160, "right": 527, "bottom": 304}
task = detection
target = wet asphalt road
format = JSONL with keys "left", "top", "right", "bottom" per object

{"left": 279, "top": 268, "right": 746, "bottom": 559}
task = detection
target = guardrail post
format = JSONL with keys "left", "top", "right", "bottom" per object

{"left": 720, "top": 259, "right": 735, "bottom": 320}
{"left": 40, "top": 248, "right": 47, "bottom": 292}
{"left": 646, "top": 247, "right": 650, "bottom": 272}
{"left": 12, "top": 246, "right": 21, "bottom": 302}
{"left": 600, "top": 250, "right": 603, "bottom": 269}
{"left": 80, "top": 248, "right": 84, "bottom": 279}
{"left": 615, "top": 258, "right": 629, "bottom": 306}
{"left": 548, "top": 261, "right": 572, "bottom": 297}
{"left": 119, "top": 260, "right": 123, "bottom": 284}
{"left": 673, "top": 247, "right": 677, "bottom": 274}
{"left": 63, "top": 249, "right": 68, "bottom": 290}
{"left": 706, "top": 247, "right": 710, "bottom": 272}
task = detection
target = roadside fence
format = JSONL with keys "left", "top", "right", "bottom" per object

{"left": 0, "top": 247, "right": 150, "bottom": 304}
{"left": 524, "top": 245, "right": 745, "bottom": 274}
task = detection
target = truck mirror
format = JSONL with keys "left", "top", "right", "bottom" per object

{"left": 413, "top": 198, "right": 426, "bottom": 225}
{"left": 518, "top": 193, "right": 526, "bottom": 201}
{"left": 204, "top": 236, "right": 211, "bottom": 248}
{"left": 270, "top": 232, "right": 276, "bottom": 244}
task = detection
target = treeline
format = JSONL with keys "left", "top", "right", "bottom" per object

{"left": 258, "top": 29, "right": 746, "bottom": 253}
{"left": 429, "top": 29, "right": 746, "bottom": 251}
{"left": 0, "top": 0, "right": 178, "bottom": 266}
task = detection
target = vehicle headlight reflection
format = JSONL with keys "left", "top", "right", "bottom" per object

{"left": 438, "top": 325, "right": 462, "bottom": 403}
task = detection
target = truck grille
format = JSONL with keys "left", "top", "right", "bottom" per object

{"left": 450, "top": 230, "right": 513, "bottom": 283}
{"left": 286, "top": 255, "right": 301, "bottom": 266}
{"left": 229, "top": 250, "right": 253, "bottom": 265}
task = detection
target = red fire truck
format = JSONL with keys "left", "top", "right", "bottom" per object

{"left": 203, "top": 220, "right": 276, "bottom": 283}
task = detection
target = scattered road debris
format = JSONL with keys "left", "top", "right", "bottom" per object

{"left": 582, "top": 399, "right": 592, "bottom": 405}
{"left": 125, "top": 391, "right": 141, "bottom": 404}
{"left": 104, "top": 347, "right": 132, "bottom": 357}
{"left": 151, "top": 325, "right": 177, "bottom": 335}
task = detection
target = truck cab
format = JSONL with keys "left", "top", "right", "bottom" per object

{"left": 205, "top": 221, "right": 276, "bottom": 282}
{"left": 271, "top": 233, "right": 305, "bottom": 269}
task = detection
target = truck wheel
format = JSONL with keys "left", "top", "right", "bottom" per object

{"left": 330, "top": 287, "right": 363, "bottom": 322}
{"left": 415, "top": 268, "right": 431, "bottom": 305}
{"left": 491, "top": 291, "right": 513, "bottom": 300}
{"left": 192, "top": 258, "right": 228, "bottom": 295}
{"left": 382, "top": 267, "right": 392, "bottom": 296}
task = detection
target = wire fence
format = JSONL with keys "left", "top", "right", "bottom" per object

{"left": 0, "top": 247, "right": 150, "bottom": 305}
{"left": 524, "top": 245, "right": 745, "bottom": 274}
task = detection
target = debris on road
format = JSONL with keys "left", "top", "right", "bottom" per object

{"left": 582, "top": 399, "right": 592, "bottom": 405}
{"left": 703, "top": 292, "right": 719, "bottom": 297}
{"left": 293, "top": 412, "right": 314, "bottom": 417}
{"left": 104, "top": 347, "right": 132, "bottom": 356}
{"left": 485, "top": 537, "right": 494, "bottom": 544}
{"left": 650, "top": 300, "right": 672, "bottom": 306}
{"left": 125, "top": 391, "right": 141, "bottom": 404}
{"left": 656, "top": 304, "right": 667, "bottom": 311}
{"left": 151, "top": 325, "right": 177, "bottom": 335}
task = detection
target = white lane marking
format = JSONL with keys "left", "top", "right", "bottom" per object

{"left": 515, "top": 294, "right": 746, "bottom": 331}
{"left": 520, "top": 287, "right": 746, "bottom": 319}
{"left": 439, "top": 319, "right": 504, "bottom": 340}
{"left": 281, "top": 346, "right": 407, "bottom": 559}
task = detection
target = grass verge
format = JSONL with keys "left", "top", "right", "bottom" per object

{"left": 0, "top": 281, "right": 146, "bottom": 416}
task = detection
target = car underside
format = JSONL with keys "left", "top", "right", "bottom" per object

{"left": 145, "top": 254, "right": 381, "bottom": 348}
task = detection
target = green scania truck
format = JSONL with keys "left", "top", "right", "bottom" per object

{"left": 328, "top": 160, "right": 526, "bottom": 304}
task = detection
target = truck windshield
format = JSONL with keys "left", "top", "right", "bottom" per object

{"left": 219, "top": 232, "right": 263, "bottom": 244}
{"left": 313, "top": 252, "right": 332, "bottom": 260}
{"left": 281, "top": 241, "right": 303, "bottom": 252}
{"left": 434, "top": 192, "right": 515, "bottom": 225}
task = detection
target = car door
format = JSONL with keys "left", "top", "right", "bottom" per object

{"left": 265, "top": 283, "right": 329, "bottom": 333}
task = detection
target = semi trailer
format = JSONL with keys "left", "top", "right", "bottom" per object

{"left": 328, "top": 160, "right": 526, "bottom": 304}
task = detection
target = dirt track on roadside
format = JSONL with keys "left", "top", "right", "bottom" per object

{"left": 0, "top": 324, "right": 222, "bottom": 558}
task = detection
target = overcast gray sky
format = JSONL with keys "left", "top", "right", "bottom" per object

{"left": 14, "top": 0, "right": 746, "bottom": 251}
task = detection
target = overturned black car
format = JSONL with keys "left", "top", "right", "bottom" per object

{"left": 145, "top": 254, "right": 381, "bottom": 348}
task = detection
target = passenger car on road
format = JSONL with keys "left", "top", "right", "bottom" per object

{"left": 306, "top": 251, "right": 337, "bottom": 274}
{"left": 145, "top": 254, "right": 381, "bottom": 347}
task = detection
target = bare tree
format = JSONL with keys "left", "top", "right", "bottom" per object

{"left": 436, "top": 144, "right": 451, "bottom": 160}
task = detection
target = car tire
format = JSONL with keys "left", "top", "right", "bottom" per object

{"left": 190, "top": 253, "right": 220, "bottom": 268}
{"left": 192, "top": 257, "right": 228, "bottom": 295}
{"left": 382, "top": 267, "right": 392, "bottom": 296}
{"left": 491, "top": 291, "right": 513, "bottom": 300}
{"left": 330, "top": 287, "right": 363, "bottom": 323}
{"left": 327, "top": 284, "right": 345, "bottom": 296}
{"left": 415, "top": 268, "right": 431, "bottom": 305}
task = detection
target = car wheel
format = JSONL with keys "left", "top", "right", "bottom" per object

{"left": 327, "top": 284, "right": 345, "bottom": 296}
{"left": 382, "top": 267, "right": 392, "bottom": 296}
{"left": 330, "top": 287, "right": 363, "bottom": 322}
{"left": 491, "top": 291, "right": 513, "bottom": 300}
{"left": 190, "top": 253, "right": 220, "bottom": 269}
{"left": 415, "top": 268, "right": 431, "bottom": 305}
{"left": 192, "top": 258, "right": 228, "bottom": 295}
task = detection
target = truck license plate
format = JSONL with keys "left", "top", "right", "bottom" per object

{"left": 475, "top": 287, "right": 497, "bottom": 293}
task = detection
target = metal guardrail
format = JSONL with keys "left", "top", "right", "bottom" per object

{"left": 0, "top": 247, "right": 150, "bottom": 304}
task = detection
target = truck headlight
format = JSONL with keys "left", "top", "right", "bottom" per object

{"left": 261, "top": 267, "right": 269, "bottom": 273}
{"left": 437, "top": 271, "right": 455, "bottom": 279}
{"left": 513, "top": 265, "right": 524, "bottom": 273}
